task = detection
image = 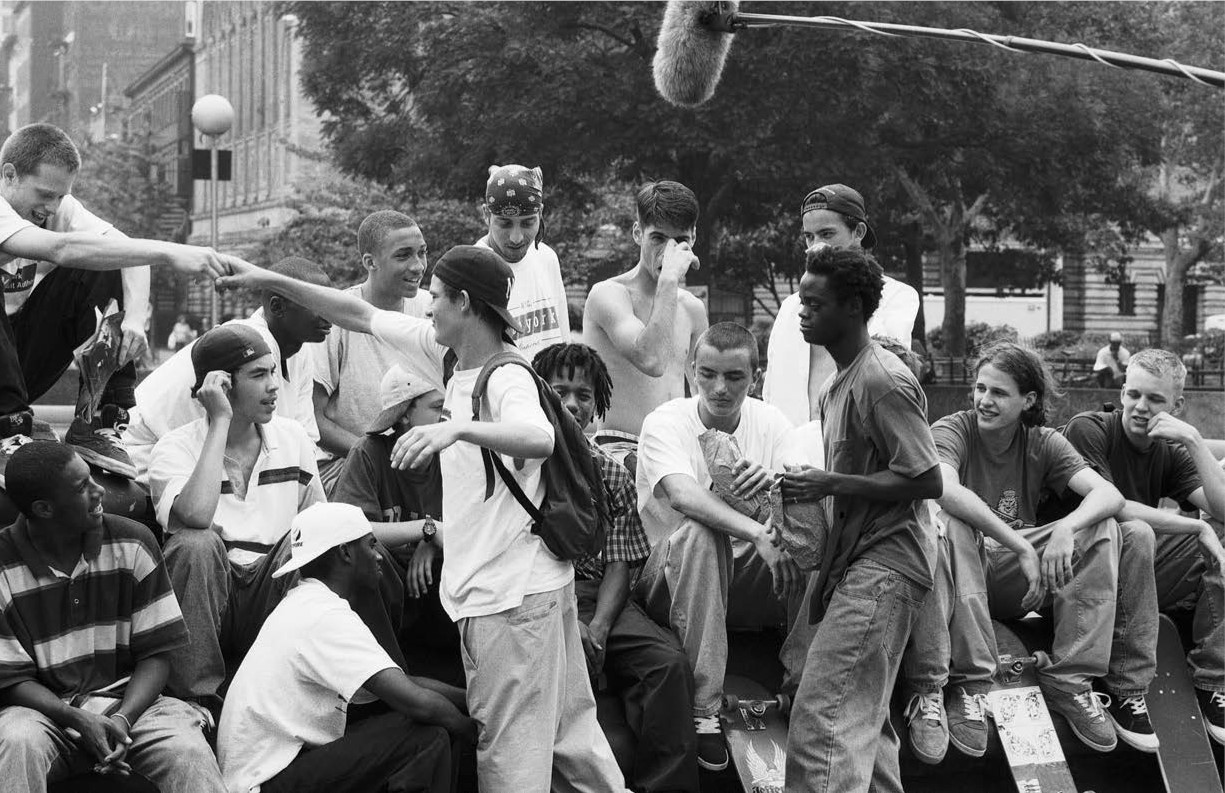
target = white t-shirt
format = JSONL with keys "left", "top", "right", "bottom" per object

{"left": 0, "top": 194, "right": 114, "bottom": 316}
{"left": 475, "top": 236, "right": 570, "bottom": 360}
{"left": 764, "top": 275, "right": 919, "bottom": 427}
{"left": 123, "top": 310, "right": 321, "bottom": 486}
{"left": 1093, "top": 345, "right": 1131, "bottom": 375}
{"left": 369, "top": 310, "right": 572, "bottom": 619}
{"left": 637, "top": 397, "right": 803, "bottom": 545}
{"left": 217, "top": 579, "right": 399, "bottom": 793}
{"left": 148, "top": 415, "right": 325, "bottom": 565}
{"left": 309, "top": 284, "right": 432, "bottom": 458}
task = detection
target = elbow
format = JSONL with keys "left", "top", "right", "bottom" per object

{"left": 916, "top": 468, "right": 944, "bottom": 500}
{"left": 1104, "top": 487, "right": 1126, "bottom": 516}
{"left": 631, "top": 352, "right": 665, "bottom": 378}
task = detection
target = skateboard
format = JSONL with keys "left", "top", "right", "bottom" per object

{"left": 989, "top": 626, "right": 1081, "bottom": 793}
{"left": 721, "top": 674, "right": 789, "bottom": 793}
{"left": 1148, "top": 613, "right": 1223, "bottom": 793}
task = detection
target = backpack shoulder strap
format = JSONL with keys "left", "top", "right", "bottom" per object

{"left": 471, "top": 351, "right": 535, "bottom": 420}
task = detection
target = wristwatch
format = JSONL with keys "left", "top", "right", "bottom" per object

{"left": 422, "top": 515, "right": 437, "bottom": 544}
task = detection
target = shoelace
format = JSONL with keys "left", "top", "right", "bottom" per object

{"left": 905, "top": 693, "right": 943, "bottom": 725}
{"left": 1073, "top": 690, "right": 1111, "bottom": 721}
{"left": 1118, "top": 695, "right": 1149, "bottom": 717}
{"left": 694, "top": 715, "right": 722, "bottom": 735}
{"left": 959, "top": 691, "right": 987, "bottom": 724}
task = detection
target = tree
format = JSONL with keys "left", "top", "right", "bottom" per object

{"left": 287, "top": 1, "right": 1219, "bottom": 352}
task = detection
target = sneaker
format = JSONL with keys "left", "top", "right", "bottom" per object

{"left": 946, "top": 685, "right": 990, "bottom": 758}
{"left": 64, "top": 416, "right": 136, "bottom": 480}
{"left": 0, "top": 411, "right": 51, "bottom": 489}
{"left": 1042, "top": 685, "right": 1117, "bottom": 752}
{"left": 1196, "top": 688, "right": 1225, "bottom": 745}
{"left": 904, "top": 690, "right": 949, "bottom": 764}
{"left": 694, "top": 715, "right": 729, "bottom": 771}
{"left": 1101, "top": 690, "right": 1158, "bottom": 753}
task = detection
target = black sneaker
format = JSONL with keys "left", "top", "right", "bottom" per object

{"left": 1196, "top": 688, "right": 1225, "bottom": 745}
{"left": 694, "top": 715, "right": 729, "bottom": 771}
{"left": 1102, "top": 691, "right": 1158, "bottom": 753}
{"left": 65, "top": 416, "right": 136, "bottom": 480}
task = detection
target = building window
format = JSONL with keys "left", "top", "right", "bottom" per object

{"left": 1117, "top": 281, "right": 1136, "bottom": 316}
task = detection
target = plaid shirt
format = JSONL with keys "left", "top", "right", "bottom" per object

{"left": 574, "top": 439, "right": 652, "bottom": 581}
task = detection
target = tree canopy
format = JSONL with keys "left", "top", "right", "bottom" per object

{"left": 287, "top": 0, "right": 1223, "bottom": 352}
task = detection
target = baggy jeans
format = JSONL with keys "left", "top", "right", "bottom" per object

{"left": 0, "top": 696, "right": 225, "bottom": 793}
{"left": 785, "top": 558, "right": 927, "bottom": 793}
{"left": 459, "top": 582, "right": 628, "bottom": 793}
{"left": 1107, "top": 519, "right": 1225, "bottom": 695}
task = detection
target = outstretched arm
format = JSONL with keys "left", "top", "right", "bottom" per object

{"left": 217, "top": 259, "right": 379, "bottom": 334}
{"left": 3, "top": 226, "right": 235, "bottom": 278}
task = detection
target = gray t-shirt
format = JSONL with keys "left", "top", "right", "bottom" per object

{"left": 932, "top": 410, "right": 1085, "bottom": 530}
{"left": 811, "top": 343, "right": 939, "bottom": 618}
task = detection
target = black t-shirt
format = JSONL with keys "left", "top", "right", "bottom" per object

{"left": 1045, "top": 410, "right": 1201, "bottom": 521}
{"left": 330, "top": 434, "right": 444, "bottom": 523}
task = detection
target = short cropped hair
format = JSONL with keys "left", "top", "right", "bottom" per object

{"left": 635, "top": 181, "right": 699, "bottom": 231}
{"left": 357, "top": 210, "right": 418, "bottom": 257}
{"left": 261, "top": 257, "right": 330, "bottom": 302}
{"left": 4, "top": 441, "right": 79, "bottom": 517}
{"left": 1128, "top": 348, "right": 1187, "bottom": 392}
{"left": 694, "top": 322, "right": 760, "bottom": 370}
{"left": 0, "top": 124, "right": 81, "bottom": 177}
{"left": 532, "top": 343, "right": 614, "bottom": 421}
{"left": 804, "top": 247, "right": 883, "bottom": 322}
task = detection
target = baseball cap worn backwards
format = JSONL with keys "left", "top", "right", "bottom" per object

{"left": 486, "top": 164, "right": 544, "bottom": 218}
{"left": 433, "top": 245, "right": 525, "bottom": 335}
{"left": 272, "top": 503, "right": 372, "bottom": 579}
{"left": 190, "top": 324, "right": 271, "bottom": 397}
{"left": 368, "top": 365, "right": 439, "bottom": 434}
{"left": 800, "top": 183, "right": 878, "bottom": 250}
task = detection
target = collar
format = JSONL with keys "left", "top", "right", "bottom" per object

{"left": 10, "top": 514, "right": 104, "bottom": 579}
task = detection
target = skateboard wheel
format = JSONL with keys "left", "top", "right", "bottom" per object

{"left": 723, "top": 694, "right": 739, "bottom": 711}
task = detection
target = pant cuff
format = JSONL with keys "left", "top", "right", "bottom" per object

{"left": 905, "top": 680, "right": 946, "bottom": 695}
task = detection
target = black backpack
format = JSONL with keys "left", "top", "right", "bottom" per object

{"left": 470, "top": 351, "right": 610, "bottom": 560}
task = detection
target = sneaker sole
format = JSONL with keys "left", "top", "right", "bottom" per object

{"left": 1204, "top": 723, "right": 1225, "bottom": 746}
{"left": 697, "top": 756, "right": 729, "bottom": 772}
{"left": 948, "top": 731, "right": 988, "bottom": 758}
{"left": 1056, "top": 714, "right": 1117, "bottom": 753}
{"left": 69, "top": 444, "right": 137, "bottom": 480}
{"left": 910, "top": 742, "right": 948, "bottom": 765}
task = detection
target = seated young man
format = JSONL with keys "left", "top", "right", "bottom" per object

{"left": 330, "top": 365, "right": 452, "bottom": 641}
{"left": 0, "top": 441, "right": 224, "bottom": 793}
{"left": 1056, "top": 348, "right": 1225, "bottom": 748}
{"left": 534, "top": 343, "right": 700, "bottom": 792}
{"left": 633, "top": 322, "right": 804, "bottom": 772}
{"left": 217, "top": 503, "right": 475, "bottom": 793}
{"left": 901, "top": 343, "right": 1127, "bottom": 761}
{"left": 147, "top": 325, "right": 406, "bottom": 708}
{"left": 123, "top": 256, "right": 333, "bottom": 487}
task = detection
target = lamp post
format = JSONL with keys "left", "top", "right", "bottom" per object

{"left": 190, "top": 94, "right": 234, "bottom": 328}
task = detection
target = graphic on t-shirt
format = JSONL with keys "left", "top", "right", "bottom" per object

{"left": 993, "top": 489, "right": 1025, "bottom": 530}
{"left": 511, "top": 304, "right": 560, "bottom": 339}
{"left": 2, "top": 262, "right": 35, "bottom": 293}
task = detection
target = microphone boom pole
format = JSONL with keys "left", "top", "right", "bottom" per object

{"left": 710, "top": 7, "right": 1224, "bottom": 89}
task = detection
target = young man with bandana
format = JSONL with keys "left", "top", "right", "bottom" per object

{"left": 764, "top": 184, "right": 920, "bottom": 428}
{"left": 475, "top": 164, "right": 570, "bottom": 361}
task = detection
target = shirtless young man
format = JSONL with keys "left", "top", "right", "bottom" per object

{"left": 582, "top": 181, "right": 708, "bottom": 470}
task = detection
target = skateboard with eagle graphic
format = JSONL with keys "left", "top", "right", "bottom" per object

{"left": 721, "top": 674, "right": 789, "bottom": 793}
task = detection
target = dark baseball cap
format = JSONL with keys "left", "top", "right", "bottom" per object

{"left": 190, "top": 324, "right": 272, "bottom": 397}
{"left": 433, "top": 245, "right": 525, "bottom": 335}
{"left": 800, "top": 184, "right": 877, "bottom": 250}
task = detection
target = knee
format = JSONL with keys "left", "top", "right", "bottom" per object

{"left": 0, "top": 706, "right": 55, "bottom": 757}
{"left": 163, "top": 527, "right": 226, "bottom": 565}
{"left": 1119, "top": 519, "right": 1156, "bottom": 559}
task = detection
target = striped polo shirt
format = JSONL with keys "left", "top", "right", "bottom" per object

{"left": 149, "top": 415, "right": 325, "bottom": 565}
{"left": 0, "top": 514, "right": 189, "bottom": 699}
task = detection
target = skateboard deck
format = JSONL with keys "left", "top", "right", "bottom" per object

{"left": 1149, "top": 613, "right": 1223, "bottom": 793}
{"left": 722, "top": 673, "right": 788, "bottom": 793}
{"left": 990, "top": 627, "right": 1081, "bottom": 793}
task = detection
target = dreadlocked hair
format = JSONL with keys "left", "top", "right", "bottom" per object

{"left": 531, "top": 343, "right": 613, "bottom": 421}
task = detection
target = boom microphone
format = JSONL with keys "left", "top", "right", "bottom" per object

{"left": 653, "top": 1, "right": 739, "bottom": 108}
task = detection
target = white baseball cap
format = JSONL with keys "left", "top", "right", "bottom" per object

{"left": 367, "top": 365, "right": 440, "bottom": 434}
{"left": 272, "top": 503, "right": 373, "bottom": 579}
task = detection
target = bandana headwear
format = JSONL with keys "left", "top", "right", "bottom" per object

{"left": 486, "top": 165, "right": 544, "bottom": 217}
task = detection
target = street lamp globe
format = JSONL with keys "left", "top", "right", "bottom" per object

{"left": 191, "top": 94, "right": 234, "bottom": 136}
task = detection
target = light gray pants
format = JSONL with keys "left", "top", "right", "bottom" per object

{"left": 0, "top": 696, "right": 224, "bottom": 793}
{"left": 459, "top": 582, "right": 628, "bottom": 793}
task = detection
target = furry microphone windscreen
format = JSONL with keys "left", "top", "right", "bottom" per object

{"left": 652, "top": 0, "right": 738, "bottom": 108}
